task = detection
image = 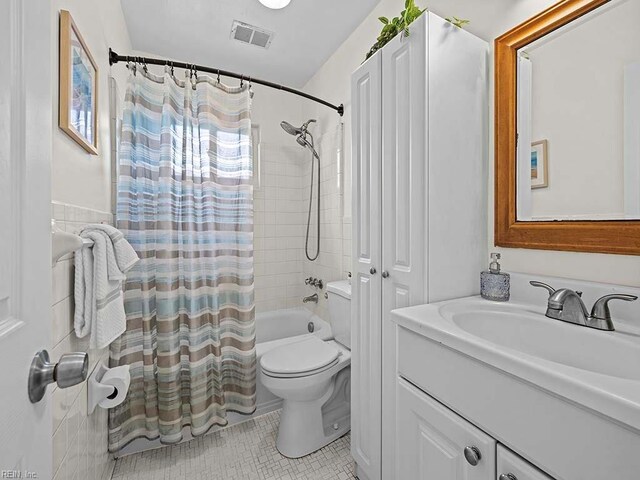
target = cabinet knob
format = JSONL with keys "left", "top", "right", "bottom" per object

{"left": 499, "top": 475, "right": 518, "bottom": 480}
{"left": 381, "top": 271, "right": 390, "bottom": 279}
{"left": 463, "top": 446, "right": 482, "bottom": 466}
{"left": 370, "top": 267, "right": 377, "bottom": 275}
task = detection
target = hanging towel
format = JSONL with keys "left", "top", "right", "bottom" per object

{"left": 74, "top": 224, "right": 139, "bottom": 349}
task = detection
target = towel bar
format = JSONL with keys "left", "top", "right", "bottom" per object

{"left": 51, "top": 220, "right": 95, "bottom": 265}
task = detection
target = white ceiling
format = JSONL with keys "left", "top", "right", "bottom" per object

{"left": 120, "top": 0, "right": 380, "bottom": 87}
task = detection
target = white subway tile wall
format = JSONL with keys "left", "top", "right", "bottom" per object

{"left": 254, "top": 130, "right": 348, "bottom": 321}
{"left": 301, "top": 124, "right": 348, "bottom": 321}
{"left": 254, "top": 144, "right": 308, "bottom": 313}
{"left": 51, "top": 201, "right": 116, "bottom": 480}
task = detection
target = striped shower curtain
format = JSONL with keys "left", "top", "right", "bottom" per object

{"left": 108, "top": 67, "right": 255, "bottom": 451}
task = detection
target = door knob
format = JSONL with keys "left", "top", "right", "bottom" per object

{"left": 381, "top": 271, "right": 390, "bottom": 279}
{"left": 463, "top": 446, "right": 482, "bottom": 466}
{"left": 28, "top": 350, "right": 89, "bottom": 403}
{"left": 499, "top": 474, "right": 518, "bottom": 480}
{"left": 370, "top": 267, "right": 377, "bottom": 275}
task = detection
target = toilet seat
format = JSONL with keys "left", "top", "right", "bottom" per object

{"left": 261, "top": 336, "right": 340, "bottom": 378}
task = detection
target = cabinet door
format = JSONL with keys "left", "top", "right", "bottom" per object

{"left": 497, "top": 445, "right": 554, "bottom": 480}
{"left": 397, "top": 378, "right": 496, "bottom": 480}
{"left": 351, "top": 50, "right": 383, "bottom": 480}
{"left": 381, "top": 13, "right": 427, "bottom": 480}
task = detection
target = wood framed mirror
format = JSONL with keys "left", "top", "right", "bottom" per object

{"left": 495, "top": 0, "right": 640, "bottom": 255}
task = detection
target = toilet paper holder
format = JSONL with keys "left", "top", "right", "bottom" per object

{"left": 88, "top": 363, "right": 119, "bottom": 414}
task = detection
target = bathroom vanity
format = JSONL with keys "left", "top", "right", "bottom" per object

{"left": 391, "top": 273, "right": 640, "bottom": 480}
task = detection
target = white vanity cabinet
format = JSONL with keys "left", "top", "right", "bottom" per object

{"left": 397, "top": 378, "right": 496, "bottom": 480}
{"left": 393, "top": 304, "right": 640, "bottom": 480}
{"left": 497, "top": 445, "right": 554, "bottom": 480}
{"left": 350, "top": 12, "right": 487, "bottom": 480}
{"left": 396, "top": 374, "right": 556, "bottom": 480}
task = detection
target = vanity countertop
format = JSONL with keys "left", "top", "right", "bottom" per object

{"left": 392, "top": 294, "right": 640, "bottom": 434}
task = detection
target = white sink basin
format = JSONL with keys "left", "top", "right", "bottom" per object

{"left": 442, "top": 302, "right": 640, "bottom": 380}
{"left": 391, "top": 295, "right": 640, "bottom": 435}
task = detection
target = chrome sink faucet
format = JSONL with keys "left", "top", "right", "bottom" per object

{"left": 530, "top": 281, "right": 637, "bottom": 331}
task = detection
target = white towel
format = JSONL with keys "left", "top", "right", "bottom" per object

{"left": 74, "top": 224, "right": 139, "bottom": 349}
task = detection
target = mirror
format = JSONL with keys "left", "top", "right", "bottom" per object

{"left": 495, "top": 0, "right": 640, "bottom": 255}
{"left": 516, "top": 0, "right": 640, "bottom": 221}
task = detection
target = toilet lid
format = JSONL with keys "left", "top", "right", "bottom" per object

{"left": 261, "top": 336, "right": 340, "bottom": 377}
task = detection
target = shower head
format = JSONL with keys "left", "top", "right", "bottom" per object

{"left": 280, "top": 119, "right": 317, "bottom": 137}
{"left": 282, "top": 118, "right": 319, "bottom": 159}
{"left": 280, "top": 121, "right": 302, "bottom": 136}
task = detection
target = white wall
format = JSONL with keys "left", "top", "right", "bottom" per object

{"left": 527, "top": 0, "right": 640, "bottom": 219}
{"left": 52, "top": 2, "right": 132, "bottom": 213}
{"left": 51, "top": 203, "right": 115, "bottom": 480}
{"left": 303, "top": 0, "right": 640, "bottom": 288}
{"left": 50, "top": 2, "right": 132, "bottom": 479}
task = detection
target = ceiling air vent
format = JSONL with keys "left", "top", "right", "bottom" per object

{"left": 231, "top": 21, "right": 274, "bottom": 49}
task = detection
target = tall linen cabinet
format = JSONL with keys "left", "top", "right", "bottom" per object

{"left": 350, "top": 13, "right": 488, "bottom": 480}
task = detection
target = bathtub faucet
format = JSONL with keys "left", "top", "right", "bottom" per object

{"left": 303, "top": 293, "right": 319, "bottom": 304}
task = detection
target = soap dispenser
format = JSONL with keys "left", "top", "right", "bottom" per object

{"left": 481, "top": 253, "right": 510, "bottom": 302}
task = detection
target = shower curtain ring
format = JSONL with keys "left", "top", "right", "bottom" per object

{"left": 217, "top": 69, "right": 221, "bottom": 84}
{"left": 240, "top": 75, "right": 244, "bottom": 88}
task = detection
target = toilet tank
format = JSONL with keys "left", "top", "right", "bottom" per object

{"left": 326, "top": 280, "right": 351, "bottom": 349}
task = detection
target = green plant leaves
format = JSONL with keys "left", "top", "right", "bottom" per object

{"left": 445, "top": 16, "right": 470, "bottom": 29}
{"left": 364, "top": 0, "right": 426, "bottom": 61}
{"left": 364, "top": 1, "right": 472, "bottom": 62}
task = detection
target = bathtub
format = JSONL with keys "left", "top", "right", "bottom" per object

{"left": 117, "top": 307, "right": 332, "bottom": 457}
{"left": 255, "top": 307, "right": 332, "bottom": 413}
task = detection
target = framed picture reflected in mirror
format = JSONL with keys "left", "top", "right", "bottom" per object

{"left": 531, "top": 140, "right": 548, "bottom": 189}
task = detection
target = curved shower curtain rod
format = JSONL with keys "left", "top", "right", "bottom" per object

{"left": 109, "top": 49, "right": 344, "bottom": 117}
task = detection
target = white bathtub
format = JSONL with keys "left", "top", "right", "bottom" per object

{"left": 255, "top": 307, "right": 332, "bottom": 413}
{"left": 117, "top": 307, "right": 332, "bottom": 457}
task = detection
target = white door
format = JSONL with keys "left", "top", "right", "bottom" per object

{"left": 0, "top": 0, "right": 53, "bottom": 478}
{"left": 497, "top": 445, "right": 554, "bottom": 480}
{"left": 397, "top": 378, "right": 496, "bottom": 480}
{"left": 381, "top": 14, "right": 427, "bottom": 480}
{"left": 351, "top": 50, "right": 382, "bottom": 480}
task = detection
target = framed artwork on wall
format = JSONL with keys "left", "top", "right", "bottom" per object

{"left": 59, "top": 10, "right": 99, "bottom": 155}
{"left": 531, "top": 140, "right": 548, "bottom": 189}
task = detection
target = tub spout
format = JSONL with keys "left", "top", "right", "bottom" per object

{"left": 303, "top": 293, "right": 318, "bottom": 304}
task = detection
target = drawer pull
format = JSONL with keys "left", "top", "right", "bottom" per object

{"left": 463, "top": 446, "right": 482, "bottom": 466}
{"left": 499, "top": 474, "right": 518, "bottom": 480}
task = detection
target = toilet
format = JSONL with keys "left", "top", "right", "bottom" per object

{"left": 260, "top": 280, "right": 352, "bottom": 458}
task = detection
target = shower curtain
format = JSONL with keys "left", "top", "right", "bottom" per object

{"left": 108, "top": 67, "right": 255, "bottom": 451}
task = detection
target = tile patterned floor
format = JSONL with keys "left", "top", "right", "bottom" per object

{"left": 111, "top": 410, "right": 355, "bottom": 480}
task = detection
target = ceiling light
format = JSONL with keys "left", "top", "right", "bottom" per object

{"left": 258, "top": 0, "right": 291, "bottom": 9}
